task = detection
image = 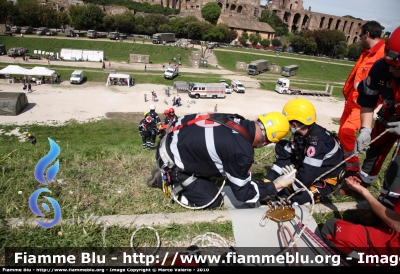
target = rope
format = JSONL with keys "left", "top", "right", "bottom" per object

{"left": 314, "top": 128, "right": 391, "bottom": 183}
{"left": 190, "top": 232, "right": 231, "bottom": 247}
{"left": 171, "top": 178, "right": 226, "bottom": 210}
{"left": 271, "top": 128, "right": 392, "bottom": 264}
{"left": 130, "top": 226, "right": 161, "bottom": 256}
{"left": 280, "top": 178, "right": 315, "bottom": 250}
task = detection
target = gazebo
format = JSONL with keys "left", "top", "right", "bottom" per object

{"left": 106, "top": 73, "right": 132, "bottom": 87}
{"left": 0, "top": 65, "right": 31, "bottom": 84}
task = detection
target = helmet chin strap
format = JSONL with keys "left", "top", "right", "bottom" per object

{"left": 290, "top": 123, "right": 304, "bottom": 134}
{"left": 256, "top": 121, "right": 266, "bottom": 148}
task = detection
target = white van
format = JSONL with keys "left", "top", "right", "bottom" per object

{"left": 220, "top": 80, "right": 232, "bottom": 94}
{"left": 70, "top": 70, "right": 84, "bottom": 84}
{"left": 231, "top": 80, "right": 246, "bottom": 93}
{"left": 164, "top": 64, "right": 179, "bottom": 79}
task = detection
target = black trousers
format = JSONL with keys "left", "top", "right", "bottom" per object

{"left": 156, "top": 170, "right": 223, "bottom": 209}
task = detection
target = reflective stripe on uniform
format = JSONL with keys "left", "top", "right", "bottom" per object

{"left": 284, "top": 142, "right": 292, "bottom": 153}
{"left": 323, "top": 141, "right": 339, "bottom": 160}
{"left": 304, "top": 156, "right": 323, "bottom": 167}
{"left": 225, "top": 170, "right": 251, "bottom": 187}
{"left": 270, "top": 164, "right": 283, "bottom": 175}
{"left": 304, "top": 140, "right": 339, "bottom": 167}
{"left": 365, "top": 85, "right": 379, "bottom": 96}
{"left": 205, "top": 127, "right": 224, "bottom": 175}
{"left": 246, "top": 181, "right": 260, "bottom": 203}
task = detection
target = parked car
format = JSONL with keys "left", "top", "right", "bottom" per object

{"left": 7, "top": 47, "right": 28, "bottom": 57}
{"left": 46, "top": 30, "right": 57, "bottom": 36}
{"left": 36, "top": 27, "right": 49, "bottom": 36}
{"left": 21, "top": 26, "right": 33, "bottom": 34}
{"left": 11, "top": 26, "right": 21, "bottom": 34}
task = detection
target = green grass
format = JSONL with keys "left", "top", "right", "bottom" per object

{"left": 213, "top": 49, "right": 352, "bottom": 82}
{"left": 0, "top": 36, "right": 193, "bottom": 64}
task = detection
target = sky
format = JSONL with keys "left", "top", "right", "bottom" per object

{"left": 261, "top": 0, "right": 400, "bottom": 33}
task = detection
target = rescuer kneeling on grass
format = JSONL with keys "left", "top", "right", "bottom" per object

{"left": 146, "top": 112, "right": 296, "bottom": 209}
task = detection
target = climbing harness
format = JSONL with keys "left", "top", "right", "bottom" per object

{"left": 157, "top": 113, "right": 254, "bottom": 210}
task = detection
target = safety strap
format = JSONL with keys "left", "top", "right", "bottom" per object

{"left": 208, "top": 113, "right": 252, "bottom": 142}
{"left": 167, "top": 113, "right": 253, "bottom": 142}
{"left": 169, "top": 174, "right": 197, "bottom": 198}
{"left": 297, "top": 222, "right": 350, "bottom": 266}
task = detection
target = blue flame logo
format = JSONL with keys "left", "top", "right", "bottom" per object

{"left": 29, "top": 138, "right": 62, "bottom": 228}
{"left": 34, "top": 138, "right": 60, "bottom": 185}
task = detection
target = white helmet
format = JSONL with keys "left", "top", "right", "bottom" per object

{"left": 150, "top": 105, "right": 155, "bottom": 110}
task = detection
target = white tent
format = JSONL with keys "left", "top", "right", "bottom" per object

{"left": 27, "top": 66, "right": 58, "bottom": 84}
{"left": 29, "top": 66, "right": 55, "bottom": 76}
{"left": 0, "top": 65, "right": 31, "bottom": 75}
{"left": 106, "top": 73, "right": 132, "bottom": 87}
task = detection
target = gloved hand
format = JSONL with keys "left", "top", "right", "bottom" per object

{"left": 387, "top": 121, "right": 400, "bottom": 136}
{"left": 281, "top": 165, "right": 295, "bottom": 175}
{"left": 355, "top": 127, "right": 372, "bottom": 154}
{"left": 274, "top": 168, "right": 297, "bottom": 189}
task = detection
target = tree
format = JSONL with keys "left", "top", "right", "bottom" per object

{"left": 158, "top": 23, "right": 172, "bottom": 33}
{"left": 58, "top": 12, "right": 70, "bottom": 29}
{"left": 249, "top": 33, "right": 261, "bottom": 47}
{"left": 333, "top": 41, "right": 348, "bottom": 58}
{"left": 40, "top": 5, "right": 59, "bottom": 28}
{"left": 14, "top": 0, "right": 41, "bottom": 27}
{"left": 289, "top": 36, "right": 306, "bottom": 52}
{"left": 282, "top": 43, "right": 288, "bottom": 52}
{"left": 0, "top": 0, "right": 16, "bottom": 24}
{"left": 347, "top": 42, "right": 362, "bottom": 60}
{"left": 202, "top": 27, "right": 224, "bottom": 42}
{"left": 143, "top": 13, "right": 169, "bottom": 33}
{"left": 84, "top": 4, "right": 105, "bottom": 30}
{"left": 259, "top": 9, "right": 288, "bottom": 36}
{"left": 201, "top": 2, "right": 221, "bottom": 25}
{"left": 271, "top": 38, "right": 282, "bottom": 47}
{"left": 102, "top": 14, "right": 115, "bottom": 32}
{"left": 215, "top": 23, "right": 237, "bottom": 43}
{"left": 68, "top": 5, "right": 87, "bottom": 30}
{"left": 238, "top": 31, "right": 248, "bottom": 46}
{"left": 225, "top": 28, "right": 238, "bottom": 44}
{"left": 260, "top": 39, "right": 270, "bottom": 49}
{"left": 187, "top": 21, "right": 203, "bottom": 39}
{"left": 114, "top": 12, "right": 134, "bottom": 33}
{"left": 304, "top": 37, "right": 317, "bottom": 54}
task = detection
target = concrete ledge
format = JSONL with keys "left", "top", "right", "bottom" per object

{"left": 6, "top": 201, "right": 369, "bottom": 228}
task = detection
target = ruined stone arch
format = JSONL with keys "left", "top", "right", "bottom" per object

{"left": 230, "top": 4, "right": 236, "bottom": 11}
{"left": 335, "top": 19, "right": 341, "bottom": 30}
{"left": 319, "top": 17, "right": 325, "bottom": 28}
{"left": 237, "top": 5, "right": 243, "bottom": 13}
{"left": 348, "top": 21, "right": 354, "bottom": 34}
{"left": 301, "top": 14, "right": 309, "bottom": 30}
{"left": 291, "top": 13, "right": 302, "bottom": 32}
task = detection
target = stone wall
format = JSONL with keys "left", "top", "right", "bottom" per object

{"left": 266, "top": 0, "right": 367, "bottom": 44}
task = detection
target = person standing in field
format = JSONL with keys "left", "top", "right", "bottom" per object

{"left": 337, "top": 21, "right": 385, "bottom": 182}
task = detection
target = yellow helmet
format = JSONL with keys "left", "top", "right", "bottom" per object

{"left": 257, "top": 112, "right": 289, "bottom": 143}
{"left": 27, "top": 133, "right": 32, "bottom": 137}
{"left": 282, "top": 98, "right": 316, "bottom": 125}
{"left": 144, "top": 111, "right": 148, "bottom": 116}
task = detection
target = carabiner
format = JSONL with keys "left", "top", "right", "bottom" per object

{"left": 259, "top": 214, "right": 270, "bottom": 227}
